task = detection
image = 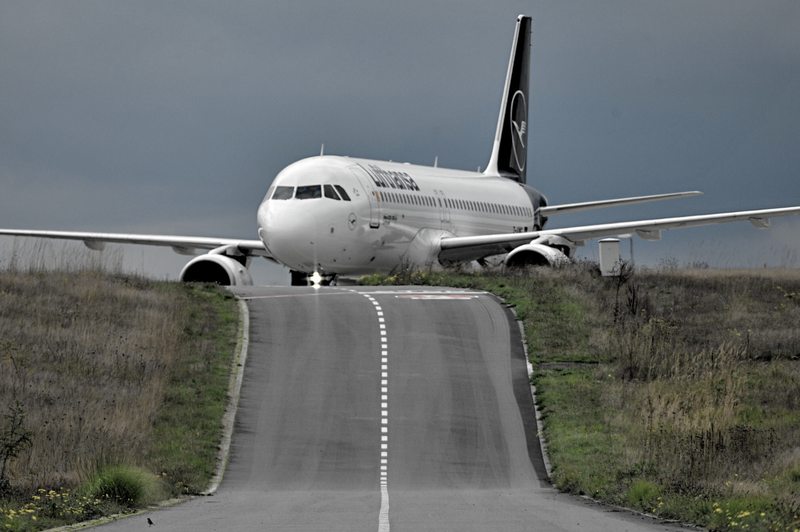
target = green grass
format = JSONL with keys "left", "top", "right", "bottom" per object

{"left": 148, "top": 282, "right": 239, "bottom": 497}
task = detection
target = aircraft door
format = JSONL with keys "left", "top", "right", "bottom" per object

{"left": 440, "top": 191, "right": 451, "bottom": 223}
{"left": 434, "top": 190, "right": 451, "bottom": 229}
{"left": 349, "top": 165, "right": 381, "bottom": 229}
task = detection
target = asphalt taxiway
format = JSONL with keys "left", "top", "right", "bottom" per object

{"left": 94, "top": 286, "right": 689, "bottom": 531}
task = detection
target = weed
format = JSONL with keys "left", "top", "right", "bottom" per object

{"left": 0, "top": 403, "right": 34, "bottom": 495}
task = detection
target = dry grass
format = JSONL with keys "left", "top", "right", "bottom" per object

{"left": 0, "top": 270, "right": 187, "bottom": 491}
{"left": 0, "top": 250, "right": 238, "bottom": 532}
{"left": 0, "top": 241, "right": 238, "bottom": 510}
{"left": 1, "top": 239, "right": 125, "bottom": 276}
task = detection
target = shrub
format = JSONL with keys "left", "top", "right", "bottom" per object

{"left": 84, "top": 465, "right": 159, "bottom": 507}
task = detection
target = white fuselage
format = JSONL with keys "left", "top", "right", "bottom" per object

{"left": 257, "top": 156, "right": 539, "bottom": 276}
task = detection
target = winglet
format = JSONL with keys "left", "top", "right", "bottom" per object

{"left": 485, "top": 15, "right": 531, "bottom": 184}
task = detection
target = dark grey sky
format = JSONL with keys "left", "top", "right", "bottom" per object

{"left": 2, "top": 1, "right": 799, "bottom": 283}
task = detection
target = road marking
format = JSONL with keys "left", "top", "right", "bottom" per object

{"left": 236, "top": 292, "right": 352, "bottom": 299}
{"left": 358, "top": 290, "right": 484, "bottom": 296}
{"left": 237, "top": 289, "right": 484, "bottom": 300}
{"left": 395, "top": 294, "right": 479, "bottom": 300}
{"left": 362, "top": 293, "right": 390, "bottom": 532}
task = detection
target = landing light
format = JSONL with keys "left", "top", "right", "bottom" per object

{"left": 310, "top": 271, "right": 323, "bottom": 287}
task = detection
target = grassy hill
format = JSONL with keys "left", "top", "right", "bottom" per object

{"left": 361, "top": 264, "right": 800, "bottom": 532}
{"left": 0, "top": 270, "right": 238, "bottom": 531}
{"left": 2, "top": 261, "right": 799, "bottom": 531}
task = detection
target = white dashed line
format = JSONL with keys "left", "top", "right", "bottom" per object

{"left": 362, "top": 292, "right": 390, "bottom": 532}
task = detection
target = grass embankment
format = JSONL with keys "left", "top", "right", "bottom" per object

{"left": 0, "top": 270, "right": 238, "bottom": 531}
{"left": 360, "top": 266, "right": 800, "bottom": 531}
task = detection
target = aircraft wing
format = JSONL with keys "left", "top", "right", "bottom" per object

{"left": 539, "top": 191, "right": 703, "bottom": 217}
{"left": 438, "top": 206, "right": 800, "bottom": 262}
{"left": 0, "top": 229, "right": 272, "bottom": 258}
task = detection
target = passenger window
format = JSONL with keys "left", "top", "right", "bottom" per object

{"left": 334, "top": 185, "right": 351, "bottom": 201}
{"left": 272, "top": 186, "right": 294, "bottom": 200}
{"left": 324, "top": 184, "right": 341, "bottom": 200}
{"left": 296, "top": 185, "right": 322, "bottom": 199}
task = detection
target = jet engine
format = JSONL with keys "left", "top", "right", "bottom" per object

{"left": 504, "top": 235, "right": 575, "bottom": 268}
{"left": 179, "top": 246, "right": 253, "bottom": 285}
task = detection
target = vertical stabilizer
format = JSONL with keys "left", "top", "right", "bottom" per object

{"left": 485, "top": 15, "right": 531, "bottom": 184}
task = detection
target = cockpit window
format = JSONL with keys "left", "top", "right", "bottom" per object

{"left": 296, "top": 185, "right": 322, "bottom": 199}
{"left": 263, "top": 185, "right": 275, "bottom": 203}
{"left": 334, "top": 185, "right": 351, "bottom": 201}
{"left": 324, "top": 184, "right": 340, "bottom": 200}
{"left": 272, "top": 186, "right": 294, "bottom": 200}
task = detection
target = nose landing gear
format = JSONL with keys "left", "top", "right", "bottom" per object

{"left": 290, "top": 270, "right": 338, "bottom": 286}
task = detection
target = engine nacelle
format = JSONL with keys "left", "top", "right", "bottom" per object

{"left": 505, "top": 243, "right": 570, "bottom": 268}
{"left": 505, "top": 235, "right": 577, "bottom": 268}
{"left": 179, "top": 254, "right": 253, "bottom": 286}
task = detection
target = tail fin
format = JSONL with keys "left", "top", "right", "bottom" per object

{"left": 485, "top": 15, "right": 531, "bottom": 184}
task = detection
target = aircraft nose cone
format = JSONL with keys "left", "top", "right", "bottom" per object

{"left": 258, "top": 202, "right": 319, "bottom": 271}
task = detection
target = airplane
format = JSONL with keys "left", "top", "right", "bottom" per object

{"left": 2, "top": 15, "right": 800, "bottom": 286}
